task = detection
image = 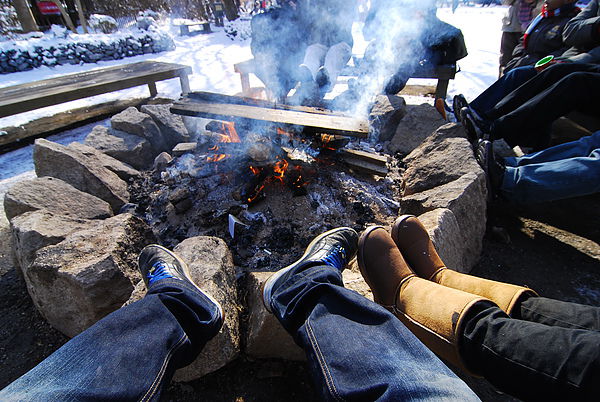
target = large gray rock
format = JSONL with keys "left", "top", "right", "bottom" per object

{"left": 10, "top": 210, "right": 94, "bottom": 273}
{"left": 170, "top": 237, "right": 239, "bottom": 381}
{"left": 141, "top": 104, "right": 190, "bottom": 148}
{"left": 24, "top": 214, "right": 156, "bottom": 337}
{"left": 369, "top": 95, "right": 407, "bottom": 142}
{"left": 245, "top": 266, "right": 372, "bottom": 361}
{"left": 33, "top": 139, "right": 129, "bottom": 213}
{"left": 417, "top": 208, "right": 469, "bottom": 273}
{"left": 69, "top": 142, "right": 140, "bottom": 181}
{"left": 402, "top": 124, "right": 480, "bottom": 195}
{"left": 386, "top": 103, "right": 447, "bottom": 156}
{"left": 111, "top": 107, "right": 168, "bottom": 152}
{"left": 245, "top": 271, "right": 305, "bottom": 361}
{"left": 3, "top": 176, "right": 113, "bottom": 221}
{"left": 400, "top": 172, "right": 487, "bottom": 272}
{"left": 85, "top": 125, "right": 155, "bottom": 170}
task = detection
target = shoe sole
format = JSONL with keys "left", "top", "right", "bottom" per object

{"left": 146, "top": 245, "right": 224, "bottom": 323}
{"left": 390, "top": 215, "right": 417, "bottom": 247}
{"left": 261, "top": 227, "right": 355, "bottom": 313}
{"left": 357, "top": 225, "right": 386, "bottom": 287}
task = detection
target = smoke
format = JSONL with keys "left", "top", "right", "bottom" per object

{"left": 251, "top": 0, "right": 466, "bottom": 121}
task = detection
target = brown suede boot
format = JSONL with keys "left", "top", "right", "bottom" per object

{"left": 358, "top": 226, "right": 490, "bottom": 375}
{"left": 357, "top": 226, "right": 415, "bottom": 310}
{"left": 391, "top": 215, "right": 537, "bottom": 316}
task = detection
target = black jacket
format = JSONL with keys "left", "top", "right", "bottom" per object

{"left": 562, "top": 0, "right": 600, "bottom": 63}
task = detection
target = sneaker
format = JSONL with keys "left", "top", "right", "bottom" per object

{"left": 384, "top": 73, "right": 408, "bottom": 95}
{"left": 138, "top": 244, "right": 224, "bottom": 321}
{"left": 474, "top": 140, "right": 505, "bottom": 200}
{"left": 297, "top": 64, "right": 314, "bottom": 83}
{"left": 460, "top": 107, "right": 487, "bottom": 144}
{"left": 452, "top": 94, "right": 468, "bottom": 123}
{"left": 262, "top": 227, "right": 359, "bottom": 313}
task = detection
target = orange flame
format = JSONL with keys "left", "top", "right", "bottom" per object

{"left": 273, "top": 159, "right": 289, "bottom": 183}
{"left": 277, "top": 127, "right": 293, "bottom": 138}
{"left": 208, "top": 154, "right": 228, "bottom": 163}
{"left": 222, "top": 122, "right": 241, "bottom": 143}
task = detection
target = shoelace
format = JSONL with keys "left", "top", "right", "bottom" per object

{"left": 147, "top": 261, "right": 173, "bottom": 284}
{"left": 321, "top": 246, "right": 346, "bottom": 270}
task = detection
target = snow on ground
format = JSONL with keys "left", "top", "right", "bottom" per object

{"left": 0, "top": 5, "right": 506, "bottom": 195}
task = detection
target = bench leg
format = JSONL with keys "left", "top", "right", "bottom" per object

{"left": 179, "top": 74, "right": 191, "bottom": 95}
{"left": 240, "top": 72, "right": 250, "bottom": 96}
{"left": 180, "top": 25, "right": 190, "bottom": 36}
{"left": 148, "top": 82, "right": 158, "bottom": 97}
{"left": 435, "top": 79, "right": 450, "bottom": 100}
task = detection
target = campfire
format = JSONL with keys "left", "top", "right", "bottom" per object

{"left": 130, "top": 92, "right": 402, "bottom": 272}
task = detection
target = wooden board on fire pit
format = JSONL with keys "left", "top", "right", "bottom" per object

{"left": 171, "top": 93, "right": 369, "bottom": 139}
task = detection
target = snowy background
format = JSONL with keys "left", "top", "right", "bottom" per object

{"left": 0, "top": 5, "right": 505, "bottom": 197}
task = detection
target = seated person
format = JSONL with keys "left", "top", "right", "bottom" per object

{"left": 504, "top": 0, "right": 581, "bottom": 72}
{"left": 455, "top": 62, "right": 600, "bottom": 148}
{"left": 292, "top": 0, "right": 358, "bottom": 105}
{"left": 250, "top": 1, "right": 308, "bottom": 101}
{"left": 361, "top": 0, "right": 467, "bottom": 95}
{"left": 475, "top": 133, "right": 600, "bottom": 204}
{"left": 563, "top": 0, "right": 600, "bottom": 63}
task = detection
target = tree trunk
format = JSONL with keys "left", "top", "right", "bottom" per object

{"left": 74, "top": 0, "right": 88, "bottom": 33}
{"left": 49, "top": 0, "right": 77, "bottom": 32}
{"left": 12, "top": 0, "right": 39, "bottom": 32}
{"left": 222, "top": 0, "right": 239, "bottom": 21}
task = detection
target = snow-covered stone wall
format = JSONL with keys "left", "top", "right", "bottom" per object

{"left": 0, "top": 30, "right": 175, "bottom": 74}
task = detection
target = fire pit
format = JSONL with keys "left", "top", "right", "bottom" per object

{"left": 129, "top": 93, "right": 402, "bottom": 271}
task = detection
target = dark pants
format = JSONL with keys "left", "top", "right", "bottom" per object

{"left": 462, "top": 296, "right": 600, "bottom": 401}
{"left": 483, "top": 63, "right": 600, "bottom": 148}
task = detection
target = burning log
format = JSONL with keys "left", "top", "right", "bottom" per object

{"left": 339, "top": 149, "right": 389, "bottom": 177}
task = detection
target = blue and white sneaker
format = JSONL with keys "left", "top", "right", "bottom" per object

{"left": 262, "top": 227, "right": 359, "bottom": 313}
{"left": 138, "top": 244, "right": 224, "bottom": 322}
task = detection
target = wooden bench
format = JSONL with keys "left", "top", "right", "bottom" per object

{"left": 233, "top": 58, "right": 457, "bottom": 100}
{"left": 174, "top": 21, "right": 211, "bottom": 36}
{"left": 0, "top": 61, "right": 192, "bottom": 119}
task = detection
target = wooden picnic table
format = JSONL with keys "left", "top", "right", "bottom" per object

{"left": 0, "top": 61, "right": 192, "bottom": 119}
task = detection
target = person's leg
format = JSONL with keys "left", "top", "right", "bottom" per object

{"left": 491, "top": 72, "right": 600, "bottom": 148}
{"left": 504, "top": 131, "right": 600, "bottom": 167}
{"left": 462, "top": 305, "right": 600, "bottom": 401}
{"left": 469, "top": 66, "right": 537, "bottom": 116}
{"left": 265, "top": 228, "right": 480, "bottom": 401}
{"left": 519, "top": 297, "right": 600, "bottom": 331}
{"left": 322, "top": 41, "right": 352, "bottom": 85}
{"left": 500, "top": 146, "right": 600, "bottom": 203}
{"left": 0, "top": 246, "right": 222, "bottom": 401}
{"left": 301, "top": 44, "right": 328, "bottom": 80}
{"left": 488, "top": 63, "right": 600, "bottom": 119}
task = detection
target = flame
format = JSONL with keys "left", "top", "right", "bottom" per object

{"left": 321, "top": 134, "right": 337, "bottom": 151}
{"left": 277, "top": 127, "right": 293, "bottom": 138}
{"left": 249, "top": 166, "right": 262, "bottom": 175}
{"left": 223, "top": 122, "right": 241, "bottom": 143}
{"left": 208, "top": 154, "right": 228, "bottom": 163}
{"left": 273, "top": 159, "right": 289, "bottom": 183}
{"left": 247, "top": 184, "right": 265, "bottom": 204}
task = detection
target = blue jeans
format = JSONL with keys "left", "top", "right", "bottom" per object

{"left": 501, "top": 131, "right": 600, "bottom": 203}
{"left": 270, "top": 263, "right": 481, "bottom": 401}
{"left": 0, "top": 278, "right": 222, "bottom": 401}
{"left": 1, "top": 265, "right": 480, "bottom": 401}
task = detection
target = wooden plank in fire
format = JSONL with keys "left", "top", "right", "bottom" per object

{"left": 339, "top": 149, "right": 389, "bottom": 177}
{"left": 170, "top": 99, "right": 369, "bottom": 139}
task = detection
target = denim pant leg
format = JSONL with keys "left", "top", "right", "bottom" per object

{"left": 470, "top": 66, "right": 537, "bottom": 116}
{"left": 0, "top": 279, "right": 221, "bottom": 402}
{"left": 505, "top": 131, "right": 600, "bottom": 167}
{"left": 519, "top": 297, "right": 600, "bottom": 331}
{"left": 270, "top": 264, "right": 481, "bottom": 401}
{"left": 501, "top": 145, "right": 600, "bottom": 203}
{"left": 462, "top": 306, "right": 600, "bottom": 401}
